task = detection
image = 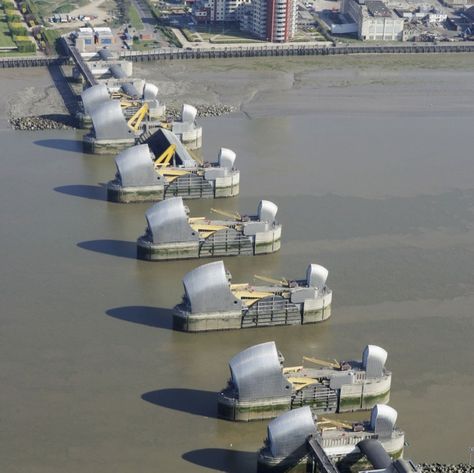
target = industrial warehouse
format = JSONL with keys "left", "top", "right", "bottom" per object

{"left": 173, "top": 261, "right": 332, "bottom": 331}
{"left": 218, "top": 342, "right": 391, "bottom": 421}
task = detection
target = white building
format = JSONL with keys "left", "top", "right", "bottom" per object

{"left": 342, "top": 0, "right": 404, "bottom": 40}
{"left": 192, "top": 0, "right": 250, "bottom": 22}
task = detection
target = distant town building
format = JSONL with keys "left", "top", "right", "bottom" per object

{"left": 192, "top": 0, "right": 297, "bottom": 41}
{"left": 192, "top": 0, "right": 250, "bottom": 22}
{"left": 75, "top": 27, "right": 115, "bottom": 52}
{"left": 341, "top": 0, "right": 404, "bottom": 40}
{"left": 297, "top": 8, "right": 314, "bottom": 28}
{"left": 440, "top": 0, "right": 474, "bottom": 7}
{"left": 241, "top": 0, "right": 297, "bottom": 42}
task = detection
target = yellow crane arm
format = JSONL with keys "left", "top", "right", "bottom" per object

{"left": 303, "top": 356, "right": 340, "bottom": 370}
{"left": 231, "top": 289, "right": 274, "bottom": 300}
{"left": 287, "top": 377, "right": 318, "bottom": 391}
{"left": 210, "top": 208, "right": 241, "bottom": 220}
{"left": 127, "top": 103, "right": 149, "bottom": 132}
{"left": 154, "top": 144, "right": 177, "bottom": 167}
{"left": 254, "top": 274, "right": 288, "bottom": 286}
{"left": 320, "top": 417, "right": 352, "bottom": 430}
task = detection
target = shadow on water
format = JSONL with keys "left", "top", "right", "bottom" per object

{"left": 35, "top": 139, "right": 82, "bottom": 153}
{"left": 106, "top": 306, "right": 174, "bottom": 330}
{"left": 142, "top": 388, "right": 218, "bottom": 418}
{"left": 55, "top": 184, "right": 107, "bottom": 201}
{"left": 182, "top": 448, "right": 257, "bottom": 473}
{"left": 77, "top": 239, "right": 136, "bottom": 259}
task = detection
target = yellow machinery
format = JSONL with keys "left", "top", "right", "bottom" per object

{"left": 127, "top": 103, "right": 149, "bottom": 132}
{"left": 229, "top": 283, "right": 274, "bottom": 306}
{"left": 254, "top": 274, "right": 289, "bottom": 286}
{"left": 319, "top": 417, "right": 352, "bottom": 430}
{"left": 154, "top": 144, "right": 177, "bottom": 168}
{"left": 210, "top": 208, "right": 242, "bottom": 221}
{"left": 303, "top": 356, "right": 341, "bottom": 370}
{"left": 286, "top": 376, "right": 318, "bottom": 391}
{"left": 153, "top": 144, "right": 191, "bottom": 183}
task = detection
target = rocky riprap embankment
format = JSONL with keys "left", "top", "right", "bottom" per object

{"left": 420, "top": 464, "right": 473, "bottom": 473}
{"left": 166, "top": 104, "right": 235, "bottom": 121}
{"left": 10, "top": 116, "right": 76, "bottom": 131}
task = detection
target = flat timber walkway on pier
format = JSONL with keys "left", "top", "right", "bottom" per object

{"left": 1, "top": 41, "right": 474, "bottom": 70}
{"left": 121, "top": 41, "right": 474, "bottom": 62}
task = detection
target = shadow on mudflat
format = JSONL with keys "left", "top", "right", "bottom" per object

{"left": 106, "top": 306, "right": 173, "bottom": 330}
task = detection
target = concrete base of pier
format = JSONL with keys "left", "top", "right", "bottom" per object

{"left": 302, "top": 304, "right": 331, "bottom": 324}
{"left": 254, "top": 227, "right": 281, "bottom": 255}
{"left": 137, "top": 238, "right": 200, "bottom": 261}
{"left": 214, "top": 180, "right": 239, "bottom": 198}
{"left": 106, "top": 177, "right": 239, "bottom": 203}
{"left": 173, "top": 309, "right": 243, "bottom": 332}
{"left": 83, "top": 135, "right": 135, "bottom": 155}
{"left": 217, "top": 394, "right": 291, "bottom": 422}
{"left": 257, "top": 450, "right": 309, "bottom": 473}
{"left": 107, "top": 180, "right": 164, "bottom": 203}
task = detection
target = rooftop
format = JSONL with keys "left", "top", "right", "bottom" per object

{"left": 366, "top": 0, "right": 392, "bottom": 17}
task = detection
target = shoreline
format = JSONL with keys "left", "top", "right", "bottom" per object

{"left": 2, "top": 53, "right": 474, "bottom": 130}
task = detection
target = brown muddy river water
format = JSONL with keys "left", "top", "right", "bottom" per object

{"left": 1, "top": 109, "right": 474, "bottom": 472}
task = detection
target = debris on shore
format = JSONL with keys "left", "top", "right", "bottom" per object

{"left": 10, "top": 115, "right": 76, "bottom": 131}
{"left": 10, "top": 104, "right": 235, "bottom": 131}
{"left": 165, "top": 104, "right": 235, "bottom": 121}
{"left": 420, "top": 464, "right": 474, "bottom": 473}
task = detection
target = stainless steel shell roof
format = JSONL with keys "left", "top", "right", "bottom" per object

{"left": 182, "top": 104, "right": 197, "bottom": 122}
{"left": 267, "top": 406, "right": 316, "bottom": 458}
{"left": 110, "top": 64, "right": 127, "bottom": 79}
{"left": 258, "top": 200, "right": 278, "bottom": 223}
{"left": 90, "top": 100, "right": 131, "bottom": 140}
{"left": 362, "top": 345, "right": 387, "bottom": 378}
{"left": 370, "top": 405, "right": 397, "bottom": 438}
{"left": 143, "top": 82, "right": 159, "bottom": 100}
{"left": 145, "top": 197, "right": 198, "bottom": 244}
{"left": 182, "top": 261, "right": 242, "bottom": 314}
{"left": 357, "top": 439, "right": 392, "bottom": 469}
{"left": 98, "top": 48, "right": 114, "bottom": 61}
{"left": 229, "top": 342, "right": 290, "bottom": 401}
{"left": 218, "top": 148, "right": 236, "bottom": 169}
{"left": 306, "top": 264, "right": 329, "bottom": 290}
{"left": 81, "top": 84, "right": 109, "bottom": 115}
{"left": 121, "top": 82, "right": 140, "bottom": 98}
{"left": 115, "top": 144, "right": 161, "bottom": 188}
